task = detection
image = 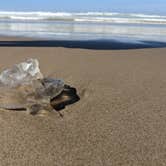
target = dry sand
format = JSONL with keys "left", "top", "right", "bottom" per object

{"left": 0, "top": 37, "right": 166, "bottom": 165}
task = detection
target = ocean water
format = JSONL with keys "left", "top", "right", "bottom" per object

{"left": 0, "top": 11, "right": 166, "bottom": 43}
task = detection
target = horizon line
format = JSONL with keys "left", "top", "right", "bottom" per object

{"left": 0, "top": 10, "right": 165, "bottom": 15}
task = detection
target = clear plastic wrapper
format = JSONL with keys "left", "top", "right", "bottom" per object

{"left": 0, "top": 59, "right": 43, "bottom": 87}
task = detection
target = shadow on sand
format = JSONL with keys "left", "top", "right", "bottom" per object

{"left": 51, "top": 84, "right": 80, "bottom": 113}
{"left": 0, "top": 39, "right": 166, "bottom": 50}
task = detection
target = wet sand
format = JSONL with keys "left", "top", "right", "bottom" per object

{"left": 0, "top": 37, "right": 166, "bottom": 165}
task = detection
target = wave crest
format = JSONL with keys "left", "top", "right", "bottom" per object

{"left": 0, "top": 11, "right": 166, "bottom": 24}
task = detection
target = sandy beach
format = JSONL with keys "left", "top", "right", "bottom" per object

{"left": 0, "top": 37, "right": 166, "bottom": 165}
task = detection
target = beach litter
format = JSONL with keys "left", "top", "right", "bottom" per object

{"left": 0, "top": 59, "right": 79, "bottom": 115}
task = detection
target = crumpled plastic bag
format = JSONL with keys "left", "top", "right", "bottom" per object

{"left": 0, "top": 59, "right": 43, "bottom": 87}
{"left": 0, "top": 58, "right": 65, "bottom": 114}
{"left": 0, "top": 58, "right": 64, "bottom": 99}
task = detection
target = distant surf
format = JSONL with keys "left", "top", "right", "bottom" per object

{"left": 0, "top": 11, "right": 166, "bottom": 24}
{"left": 0, "top": 11, "right": 166, "bottom": 43}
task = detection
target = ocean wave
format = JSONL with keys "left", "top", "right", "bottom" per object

{"left": 0, "top": 11, "right": 166, "bottom": 24}
{"left": 74, "top": 17, "right": 166, "bottom": 24}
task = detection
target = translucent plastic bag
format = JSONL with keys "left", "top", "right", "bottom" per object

{"left": 0, "top": 59, "right": 43, "bottom": 87}
{"left": 0, "top": 59, "right": 64, "bottom": 99}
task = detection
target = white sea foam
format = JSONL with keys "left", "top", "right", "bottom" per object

{"left": 0, "top": 11, "right": 166, "bottom": 24}
{"left": 74, "top": 17, "right": 166, "bottom": 24}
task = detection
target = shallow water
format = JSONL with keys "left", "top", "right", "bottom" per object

{"left": 0, "top": 11, "right": 166, "bottom": 43}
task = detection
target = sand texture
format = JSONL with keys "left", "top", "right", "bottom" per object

{"left": 0, "top": 38, "right": 166, "bottom": 165}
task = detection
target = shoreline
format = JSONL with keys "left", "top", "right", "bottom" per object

{"left": 0, "top": 35, "right": 166, "bottom": 50}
